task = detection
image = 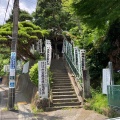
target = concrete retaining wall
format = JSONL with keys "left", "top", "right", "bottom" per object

{"left": 16, "top": 73, "right": 38, "bottom": 103}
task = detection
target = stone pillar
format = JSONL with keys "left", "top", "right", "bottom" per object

{"left": 83, "top": 69, "right": 91, "bottom": 99}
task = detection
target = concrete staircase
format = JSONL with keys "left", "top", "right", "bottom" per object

{"left": 50, "top": 58, "right": 81, "bottom": 109}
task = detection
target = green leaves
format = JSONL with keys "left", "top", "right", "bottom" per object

{"left": 29, "top": 63, "right": 38, "bottom": 86}
{"left": 0, "top": 21, "right": 49, "bottom": 61}
{"left": 72, "top": 0, "right": 120, "bottom": 28}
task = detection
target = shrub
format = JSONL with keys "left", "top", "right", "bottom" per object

{"left": 29, "top": 63, "right": 38, "bottom": 86}
{"left": 84, "top": 89, "right": 109, "bottom": 114}
{"left": 29, "top": 62, "right": 53, "bottom": 87}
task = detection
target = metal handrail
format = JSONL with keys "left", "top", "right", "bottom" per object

{"left": 64, "top": 53, "right": 81, "bottom": 81}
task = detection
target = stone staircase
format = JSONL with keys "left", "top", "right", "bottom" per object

{"left": 50, "top": 58, "right": 81, "bottom": 109}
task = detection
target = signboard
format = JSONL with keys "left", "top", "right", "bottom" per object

{"left": 45, "top": 39, "right": 51, "bottom": 45}
{"left": 102, "top": 68, "right": 111, "bottom": 94}
{"left": 74, "top": 47, "right": 79, "bottom": 70}
{"left": 36, "top": 39, "right": 43, "bottom": 53}
{"left": 80, "top": 49, "right": 86, "bottom": 70}
{"left": 10, "top": 69, "right": 15, "bottom": 76}
{"left": 10, "top": 52, "right": 16, "bottom": 69}
{"left": 9, "top": 52, "right": 16, "bottom": 83}
{"left": 9, "top": 80, "right": 15, "bottom": 88}
{"left": 46, "top": 40, "right": 52, "bottom": 67}
{"left": 79, "top": 49, "right": 86, "bottom": 78}
{"left": 38, "top": 61, "right": 48, "bottom": 98}
{"left": 38, "top": 84, "right": 48, "bottom": 98}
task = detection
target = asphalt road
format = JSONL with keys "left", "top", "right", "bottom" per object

{"left": 0, "top": 84, "right": 18, "bottom": 120}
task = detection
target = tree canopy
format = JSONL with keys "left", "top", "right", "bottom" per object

{"left": 0, "top": 21, "right": 49, "bottom": 61}
{"left": 72, "top": 0, "right": 120, "bottom": 28}
{"left": 6, "top": 9, "right": 33, "bottom": 23}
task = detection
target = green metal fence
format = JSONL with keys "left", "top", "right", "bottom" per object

{"left": 107, "top": 85, "right": 120, "bottom": 108}
{"left": 64, "top": 53, "right": 80, "bottom": 79}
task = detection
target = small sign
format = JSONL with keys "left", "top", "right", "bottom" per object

{"left": 10, "top": 52, "right": 16, "bottom": 69}
{"left": 9, "top": 80, "right": 15, "bottom": 88}
{"left": 9, "top": 76, "right": 15, "bottom": 80}
{"left": 10, "top": 69, "right": 15, "bottom": 76}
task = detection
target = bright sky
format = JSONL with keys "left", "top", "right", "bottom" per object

{"left": 0, "top": 0, "right": 37, "bottom": 25}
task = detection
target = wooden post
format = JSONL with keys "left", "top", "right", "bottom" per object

{"left": 8, "top": 0, "right": 19, "bottom": 110}
{"left": 83, "top": 69, "right": 91, "bottom": 99}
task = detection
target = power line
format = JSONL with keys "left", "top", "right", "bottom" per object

{"left": 3, "top": 0, "right": 11, "bottom": 25}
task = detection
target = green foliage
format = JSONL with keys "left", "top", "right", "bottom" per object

{"left": 34, "top": 0, "right": 75, "bottom": 31}
{"left": 6, "top": 9, "right": 33, "bottom": 22}
{"left": 85, "top": 89, "right": 109, "bottom": 114}
{"left": 72, "top": 0, "right": 120, "bottom": 28}
{"left": 0, "top": 21, "right": 49, "bottom": 61}
{"left": 29, "top": 63, "right": 38, "bottom": 86}
{"left": 0, "top": 54, "right": 9, "bottom": 76}
{"left": 114, "top": 72, "right": 120, "bottom": 85}
{"left": 29, "top": 58, "right": 53, "bottom": 87}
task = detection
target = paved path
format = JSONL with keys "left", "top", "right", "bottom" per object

{"left": 0, "top": 84, "right": 109, "bottom": 120}
{"left": 36, "top": 108, "right": 108, "bottom": 120}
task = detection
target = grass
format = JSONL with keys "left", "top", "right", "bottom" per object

{"left": 84, "top": 88, "right": 119, "bottom": 117}
{"left": 31, "top": 104, "right": 44, "bottom": 114}
{"left": 14, "top": 104, "right": 18, "bottom": 110}
{"left": 1, "top": 107, "right": 8, "bottom": 111}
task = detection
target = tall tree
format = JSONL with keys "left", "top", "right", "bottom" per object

{"left": 34, "top": 0, "right": 74, "bottom": 31}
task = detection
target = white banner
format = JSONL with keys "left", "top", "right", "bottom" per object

{"left": 46, "top": 43, "right": 52, "bottom": 67}
{"left": 38, "top": 84, "right": 48, "bottom": 98}
{"left": 102, "top": 68, "right": 111, "bottom": 94}
{"left": 45, "top": 39, "right": 51, "bottom": 45}
{"left": 38, "top": 61, "right": 48, "bottom": 98}
{"left": 80, "top": 49, "right": 86, "bottom": 70}
{"left": 36, "top": 39, "right": 43, "bottom": 53}
{"left": 73, "top": 47, "right": 79, "bottom": 70}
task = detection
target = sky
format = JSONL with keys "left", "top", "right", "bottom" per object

{"left": 0, "top": 0, "right": 37, "bottom": 25}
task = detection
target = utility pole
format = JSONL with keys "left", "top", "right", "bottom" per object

{"left": 8, "top": 0, "right": 19, "bottom": 110}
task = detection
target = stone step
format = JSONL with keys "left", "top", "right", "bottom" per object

{"left": 52, "top": 71, "right": 67, "bottom": 73}
{"left": 52, "top": 88, "right": 74, "bottom": 92}
{"left": 47, "top": 105, "right": 81, "bottom": 111}
{"left": 53, "top": 75, "right": 69, "bottom": 79}
{"left": 53, "top": 95, "right": 77, "bottom": 99}
{"left": 53, "top": 80, "right": 70, "bottom": 82}
{"left": 52, "top": 86, "right": 73, "bottom": 89}
{"left": 52, "top": 91, "right": 75, "bottom": 95}
{"left": 53, "top": 78, "right": 70, "bottom": 80}
{"left": 53, "top": 102, "right": 81, "bottom": 106}
{"left": 53, "top": 75, "right": 69, "bottom": 77}
{"left": 53, "top": 83, "right": 71, "bottom": 86}
{"left": 53, "top": 98, "right": 79, "bottom": 103}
